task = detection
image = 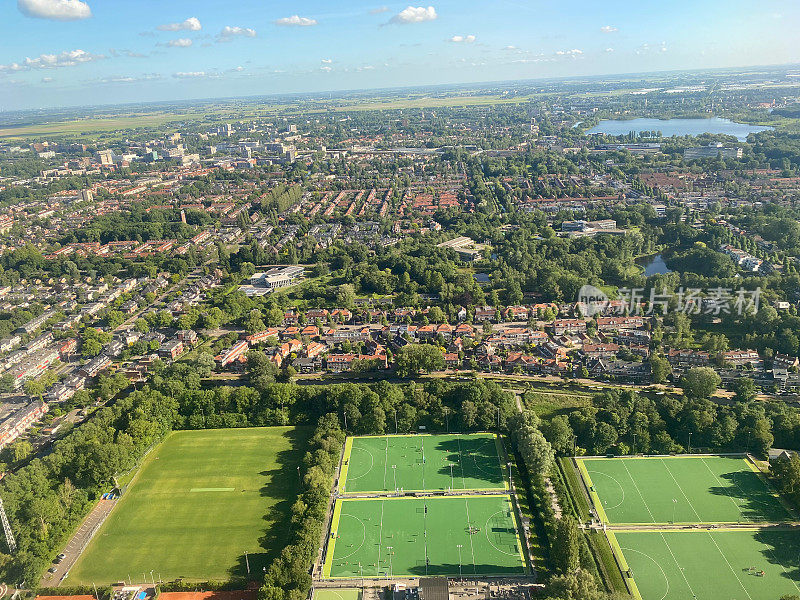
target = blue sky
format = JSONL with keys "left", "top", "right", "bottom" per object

{"left": 0, "top": 0, "right": 798, "bottom": 111}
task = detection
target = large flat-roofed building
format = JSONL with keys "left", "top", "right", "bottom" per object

{"left": 250, "top": 265, "right": 304, "bottom": 289}
{"left": 437, "top": 236, "right": 488, "bottom": 262}
{"left": 684, "top": 143, "right": 743, "bottom": 160}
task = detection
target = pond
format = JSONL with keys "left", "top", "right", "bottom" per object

{"left": 637, "top": 254, "right": 672, "bottom": 276}
{"left": 586, "top": 117, "right": 772, "bottom": 142}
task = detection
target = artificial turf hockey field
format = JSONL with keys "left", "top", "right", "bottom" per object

{"left": 612, "top": 528, "right": 800, "bottom": 600}
{"left": 323, "top": 496, "right": 526, "bottom": 578}
{"left": 577, "top": 455, "right": 792, "bottom": 524}
{"left": 65, "top": 427, "right": 307, "bottom": 584}
{"left": 340, "top": 433, "right": 507, "bottom": 494}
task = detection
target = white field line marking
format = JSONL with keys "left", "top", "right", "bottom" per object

{"left": 705, "top": 531, "right": 754, "bottom": 600}
{"left": 335, "top": 513, "right": 367, "bottom": 560}
{"left": 376, "top": 500, "right": 384, "bottom": 577}
{"left": 659, "top": 532, "right": 699, "bottom": 599}
{"left": 464, "top": 497, "right": 477, "bottom": 573}
{"left": 421, "top": 436, "right": 426, "bottom": 492}
{"left": 621, "top": 460, "right": 657, "bottom": 523}
{"left": 457, "top": 437, "right": 467, "bottom": 490}
{"left": 661, "top": 458, "right": 703, "bottom": 522}
{"left": 765, "top": 544, "right": 800, "bottom": 594}
{"left": 383, "top": 437, "right": 389, "bottom": 491}
{"left": 346, "top": 445, "right": 374, "bottom": 482}
{"left": 484, "top": 510, "right": 519, "bottom": 556}
{"left": 587, "top": 470, "right": 626, "bottom": 510}
{"left": 621, "top": 546, "right": 670, "bottom": 600}
{"left": 699, "top": 457, "right": 743, "bottom": 519}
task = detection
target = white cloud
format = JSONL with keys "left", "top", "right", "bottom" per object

{"left": 370, "top": 6, "right": 389, "bottom": 14}
{"left": 157, "top": 17, "right": 201, "bottom": 32}
{"left": 167, "top": 38, "right": 193, "bottom": 48}
{"left": 390, "top": 6, "right": 437, "bottom": 24}
{"left": 635, "top": 41, "right": 668, "bottom": 55}
{"left": 320, "top": 65, "right": 332, "bottom": 72}
{"left": 600, "top": 25, "right": 618, "bottom": 33}
{"left": 275, "top": 15, "right": 317, "bottom": 27}
{"left": 321, "top": 58, "right": 333, "bottom": 64}
{"left": 605, "top": 47, "right": 615, "bottom": 53}
{"left": 41, "top": 76, "right": 53, "bottom": 83}
{"left": 450, "top": 35, "right": 476, "bottom": 43}
{"left": 357, "top": 65, "right": 375, "bottom": 71}
{"left": 173, "top": 71, "right": 208, "bottom": 78}
{"left": 96, "top": 73, "right": 162, "bottom": 84}
{"left": 556, "top": 48, "right": 583, "bottom": 57}
{"left": 0, "top": 49, "right": 104, "bottom": 73}
{"left": 18, "top": 0, "right": 91, "bottom": 21}
{"left": 217, "top": 26, "right": 257, "bottom": 41}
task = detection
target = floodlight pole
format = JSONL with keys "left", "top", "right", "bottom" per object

{"left": 457, "top": 544, "right": 463, "bottom": 581}
{"left": 688, "top": 432, "right": 692, "bottom": 454}
{"left": 672, "top": 498, "right": 677, "bottom": 524}
{"left": 245, "top": 551, "right": 250, "bottom": 574}
{"left": 632, "top": 433, "right": 636, "bottom": 455}
{"left": 394, "top": 409, "right": 398, "bottom": 434}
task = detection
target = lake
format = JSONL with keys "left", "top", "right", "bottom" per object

{"left": 586, "top": 117, "right": 772, "bottom": 142}
{"left": 637, "top": 254, "right": 672, "bottom": 276}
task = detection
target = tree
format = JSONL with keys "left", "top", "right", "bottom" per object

{"left": 679, "top": 367, "right": 721, "bottom": 399}
{"left": 9, "top": 440, "right": 33, "bottom": 463}
{"left": 541, "top": 415, "right": 574, "bottom": 455}
{"left": 335, "top": 284, "right": 356, "bottom": 310}
{"left": 649, "top": 354, "right": 672, "bottom": 384}
{"left": 731, "top": 377, "right": 757, "bottom": 403}
{"left": 0, "top": 373, "right": 15, "bottom": 393}
{"left": 551, "top": 516, "right": 580, "bottom": 574}
{"left": 545, "top": 568, "right": 607, "bottom": 600}
{"left": 395, "top": 344, "right": 445, "bottom": 377}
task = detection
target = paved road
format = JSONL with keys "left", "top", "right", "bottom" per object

{"left": 39, "top": 497, "right": 117, "bottom": 587}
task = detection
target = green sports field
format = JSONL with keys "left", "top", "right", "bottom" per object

{"left": 578, "top": 456, "right": 791, "bottom": 524}
{"left": 614, "top": 529, "right": 800, "bottom": 600}
{"left": 340, "top": 434, "right": 506, "bottom": 494}
{"left": 324, "top": 496, "right": 526, "bottom": 578}
{"left": 313, "top": 589, "right": 361, "bottom": 600}
{"left": 66, "top": 427, "right": 308, "bottom": 584}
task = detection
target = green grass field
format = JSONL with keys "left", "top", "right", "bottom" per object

{"left": 65, "top": 427, "right": 308, "bottom": 584}
{"left": 324, "top": 496, "right": 526, "bottom": 578}
{"left": 614, "top": 529, "right": 800, "bottom": 600}
{"left": 340, "top": 434, "right": 506, "bottom": 494}
{"left": 578, "top": 456, "right": 790, "bottom": 524}
{"left": 313, "top": 589, "right": 361, "bottom": 600}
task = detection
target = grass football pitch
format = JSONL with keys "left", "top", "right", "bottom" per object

{"left": 313, "top": 590, "right": 361, "bottom": 600}
{"left": 324, "top": 496, "right": 526, "bottom": 578}
{"left": 340, "top": 434, "right": 506, "bottom": 494}
{"left": 66, "top": 427, "right": 308, "bottom": 584}
{"left": 578, "top": 456, "right": 791, "bottom": 524}
{"left": 614, "top": 529, "right": 800, "bottom": 600}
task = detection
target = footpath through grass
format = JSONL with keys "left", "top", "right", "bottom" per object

{"left": 66, "top": 427, "right": 308, "bottom": 584}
